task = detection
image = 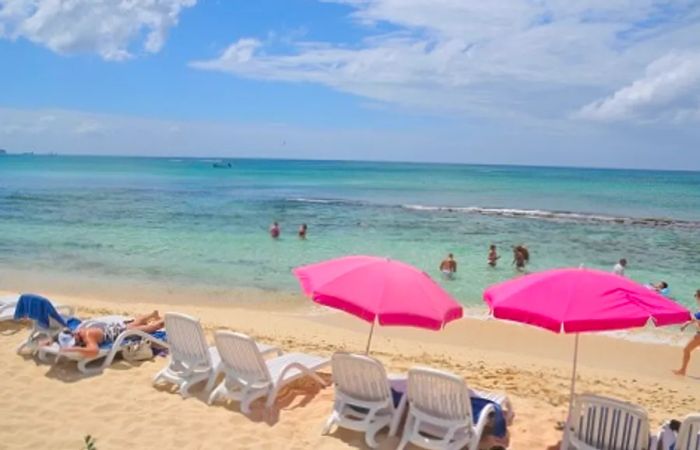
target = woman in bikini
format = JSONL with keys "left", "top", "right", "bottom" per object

{"left": 58, "top": 311, "right": 164, "bottom": 358}
{"left": 673, "top": 290, "right": 700, "bottom": 376}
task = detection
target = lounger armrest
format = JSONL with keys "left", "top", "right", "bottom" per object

{"left": 473, "top": 403, "right": 496, "bottom": 444}
{"left": 274, "top": 359, "right": 329, "bottom": 387}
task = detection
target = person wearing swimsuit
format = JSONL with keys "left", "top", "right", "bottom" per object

{"left": 58, "top": 311, "right": 164, "bottom": 359}
{"left": 673, "top": 290, "right": 700, "bottom": 376}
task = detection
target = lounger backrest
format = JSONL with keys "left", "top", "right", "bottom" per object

{"left": 214, "top": 331, "right": 271, "bottom": 384}
{"left": 678, "top": 414, "right": 700, "bottom": 450}
{"left": 331, "top": 352, "right": 391, "bottom": 403}
{"left": 407, "top": 367, "right": 472, "bottom": 422}
{"left": 569, "top": 393, "right": 650, "bottom": 450}
{"left": 164, "top": 312, "right": 211, "bottom": 369}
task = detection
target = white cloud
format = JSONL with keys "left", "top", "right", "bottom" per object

{"left": 191, "top": 0, "right": 700, "bottom": 122}
{"left": 576, "top": 52, "right": 700, "bottom": 122}
{"left": 0, "top": 0, "right": 196, "bottom": 60}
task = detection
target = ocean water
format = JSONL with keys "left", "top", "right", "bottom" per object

{"left": 1, "top": 155, "right": 699, "bottom": 310}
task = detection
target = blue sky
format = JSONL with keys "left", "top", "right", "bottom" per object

{"left": 1, "top": 0, "right": 700, "bottom": 169}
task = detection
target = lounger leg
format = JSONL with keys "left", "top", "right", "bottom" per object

{"left": 204, "top": 366, "right": 219, "bottom": 393}
{"left": 322, "top": 412, "right": 338, "bottom": 435}
{"left": 365, "top": 424, "right": 382, "bottom": 448}
{"left": 207, "top": 382, "right": 224, "bottom": 405}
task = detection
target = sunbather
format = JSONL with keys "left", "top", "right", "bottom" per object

{"left": 52, "top": 311, "right": 164, "bottom": 358}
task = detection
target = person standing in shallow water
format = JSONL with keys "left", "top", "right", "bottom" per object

{"left": 512, "top": 245, "right": 529, "bottom": 272}
{"left": 269, "top": 221, "right": 280, "bottom": 239}
{"left": 439, "top": 253, "right": 457, "bottom": 279}
{"left": 673, "top": 289, "right": 700, "bottom": 376}
{"left": 613, "top": 258, "right": 627, "bottom": 276}
{"left": 488, "top": 244, "right": 500, "bottom": 267}
{"left": 298, "top": 223, "right": 307, "bottom": 239}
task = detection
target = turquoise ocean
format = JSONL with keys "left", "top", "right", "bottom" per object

{"left": 1, "top": 155, "right": 699, "bottom": 310}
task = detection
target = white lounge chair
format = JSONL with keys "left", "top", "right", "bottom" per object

{"left": 564, "top": 393, "right": 650, "bottom": 450}
{"left": 207, "top": 330, "right": 330, "bottom": 414}
{"left": 37, "top": 315, "right": 168, "bottom": 375}
{"left": 678, "top": 414, "right": 700, "bottom": 450}
{"left": 152, "top": 313, "right": 278, "bottom": 398}
{"left": 398, "top": 367, "right": 495, "bottom": 450}
{"left": 322, "top": 352, "right": 407, "bottom": 448}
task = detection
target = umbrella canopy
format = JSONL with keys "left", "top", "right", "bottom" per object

{"left": 294, "top": 255, "right": 463, "bottom": 353}
{"left": 294, "top": 255, "right": 463, "bottom": 330}
{"left": 483, "top": 267, "right": 690, "bottom": 333}
{"left": 482, "top": 267, "right": 690, "bottom": 444}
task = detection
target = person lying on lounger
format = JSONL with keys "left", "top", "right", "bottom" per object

{"left": 52, "top": 311, "right": 164, "bottom": 358}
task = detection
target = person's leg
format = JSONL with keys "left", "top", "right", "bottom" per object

{"left": 129, "top": 319, "right": 164, "bottom": 334}
{"left": 674, "top": 335, "right": 700, "bottom": 375}
{"left": 128, "top": 310, "right": 160, "bottom": 327}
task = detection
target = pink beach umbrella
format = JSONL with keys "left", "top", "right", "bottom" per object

{"left": 293, "top": 255, "right": 463, "bottom": 353}
{"left": 483, "top": 267, "right": 691, "bottom": 439}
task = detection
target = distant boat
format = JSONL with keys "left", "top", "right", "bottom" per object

{"left": 212, "top": 160, "right": 232, "bottom": 168}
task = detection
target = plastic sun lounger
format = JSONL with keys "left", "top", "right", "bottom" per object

{"left": 207, "top": 330, "right": 329, "bottom": 414}
{"left": 677, "top": 414, "right": 700, "bottom": 450}
{"left": 152, "top": 312, "right": 280, "bottom": 398}
{"left": 37, "top": 315, "right": 168, "bottom": 375}
{"left": 398, "top": 367, "right": 496, "bottom": 450}
{"left": 322, "top": 352, "right": 406, "bottom": 448}
{"left": 564, "top": 393, "right": 650, "bottom": 450}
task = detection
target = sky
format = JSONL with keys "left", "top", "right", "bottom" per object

{"left": 1, "top": 0, "right": 700, "bottom": 169}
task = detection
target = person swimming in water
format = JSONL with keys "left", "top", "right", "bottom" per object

{"left": 673, "top": 289, "right": 700, "bottom": 376}
{"left": 651, "top": 281, "right": 670, "bottom": 296}
{"left": 439, "top": 253, "right": 457, "bottom": 279}
{"left": 269, "top": 221, "right": 280, "bottom": 239}
{"left": 298, "top": 223, "right": 307, "bottom": 239}
{"left": 488, "top": 244, "right": 500, "bottom": 267}
{"left": 53, "top": 311, "right": 164, "bottom": 358}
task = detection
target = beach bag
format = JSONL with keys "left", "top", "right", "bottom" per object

{"left": 122, "top": 340, "right": 153, "bottom": 361}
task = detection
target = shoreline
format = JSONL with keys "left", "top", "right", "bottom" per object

{"left": 0, "top": 266, "right": 690, "bottom": 348}
{"left": 1, "top": 286, "right": 697, "bottom": 448}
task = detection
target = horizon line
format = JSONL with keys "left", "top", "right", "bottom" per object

{"left": 2, "top": 151, "right": 699, "bottom": 173}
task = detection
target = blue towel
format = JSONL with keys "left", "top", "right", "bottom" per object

{"left": 471, "top": 396, "right": 507, "bottom": 438}
{"left": 13, "top": 294, "right": 68, "bottom": 329}
{"left": 348, "top": 387, "right": 403, "bottom": 414}
{"left": 349, "top": 390, "right": 507, "bottom": 439}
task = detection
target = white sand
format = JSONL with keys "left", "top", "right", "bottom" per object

{"left": 0, "top": 289, "right": 698, "bottom": 449}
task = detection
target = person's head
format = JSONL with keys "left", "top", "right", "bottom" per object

{"left": 301, "top": 223, "right": 307, "bottom": 230}
{"left": 273, "top": 221, "right": 278, "bottom": 227}
{"left": 448, "top": 253, "right": 454, "bottom": 259}
{"left": 619, "top": 258, "right": 627, "bottom": 267}
{"left": 695, "top": 289, "right": 700, "bottom": 304}
{"left": 659, "top": 281, "right": 668, "bottom": 289}
{"left": 489, "top": 244, "right": 496, "bottom": 251}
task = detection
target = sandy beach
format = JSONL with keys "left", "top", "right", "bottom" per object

{"left": 1, "top": 287, "right": 697, "bottom": 450}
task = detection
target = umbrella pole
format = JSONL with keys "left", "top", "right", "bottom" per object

{"left": 563, "top": 333, "right": 580, "bottom": 445}
{"left": 365, "top": 320, "right": 376, "bottom": 355}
